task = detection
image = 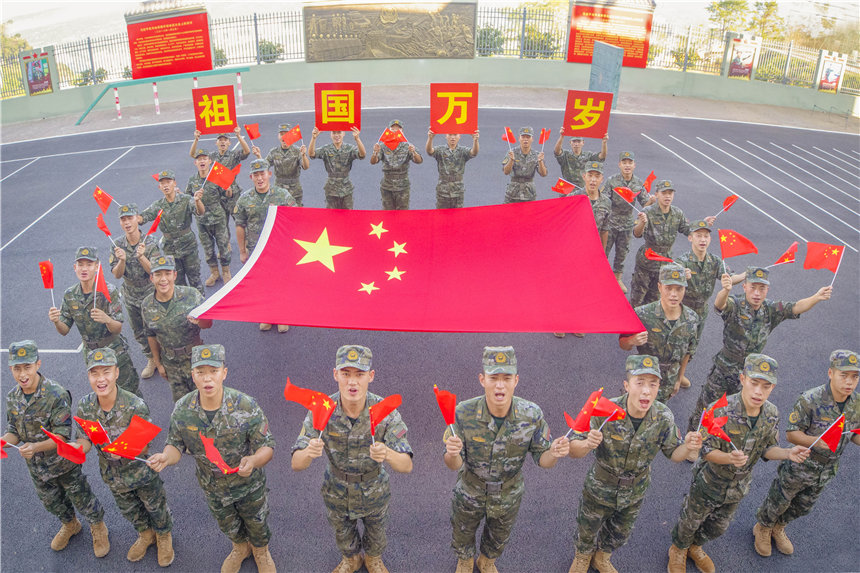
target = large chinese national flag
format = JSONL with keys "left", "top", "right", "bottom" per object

{"left": 192, "top": 199, "right": 645, "bottom": 333}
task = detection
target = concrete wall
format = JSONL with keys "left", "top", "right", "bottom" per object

{"left": 3, "top": 58, "right": 857, "bottom": 125}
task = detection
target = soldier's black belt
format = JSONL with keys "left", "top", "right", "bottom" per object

{"left": 808, "top": 450, "right": 835, "bottom": 466}
{"left": 328, "top": 465, "right": 381, "bottom": 483}
{"left": 85, "top": 334, "right": 118, "bottom": 350}
{"left": 161, "top": 229, "right": 193, "bottom": 241}
{"left": 593, "top": 464, "right": 647, "bottom": 487}
{"left": 161, "top": 337, "right": 202, "bottom": 360}
{"left": 510, "top": 176, "right": 533, "bottom": 183}
{"left": 462, "top": 469, "right": 520, "bottom": 494}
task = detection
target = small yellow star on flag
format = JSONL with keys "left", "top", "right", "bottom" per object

{"left": 389, "top": 241, "right": 407, "bottom": 257}
{"left": 369, "top": 222, "right": 388, "bottom": 239}
{"left": 386, "top": 267, "right": 405, "bottom": 281}
{"left": 359, "top": 282, "right": 380, "bottom": 294}
{"left": 294, "top": 228, "right": 352, "bottom": 272}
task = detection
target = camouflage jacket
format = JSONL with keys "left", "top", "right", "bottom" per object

{"left": 292, "top": 391, "right": 412, "bottom": 519}
{"left": 378, "top": 142, "right": 416, "bottom": 177}
{"left": 140, "top": 193, "right": 199, "bottom": 255}
{"left": 233, "top": 185, "right": 297, "bottom": 251}
{"left": 59, "top": 282, "right": 129, "bottom": 354}
{"left": 694, "top": 392, "right": 779, "bottom": 503}
{"left": 167, "top": 386, "right": 275, "bottom": 505}
{"left": 109, "top": 234, "right": 159, "bottom": 304}
{"left": 211, "top": 148, "right": 250, "bottom": 196}
{"left": 266, "top": 145, "right": 305, "bottom": 187}
{"left": 576, "top": 394, "right": 682, "bottom": 503}
{"left": 602, "top": 173, "right": 647, "bottom": 231}
{"left": 75, "top": 387, "right": 158, "bottom": 493}
{"left": 141, "top": 286, "right": 204, "bottom": 359}
{"left": 785, "top": 383, "right": 858, "bottom": 476}
{"left": 713, "top": 295, "right": 799, "bottom": 371}
{"left": 503, "top": 148, "right": 541, "bottom": 182}
{"left": 555, "top": 149, "right": 600, "bottom": 188}
{"left": 431, "top": 145, "right": 473, "bottom": 182}
{"left": 635, "top": 205, "right": 690, "bottom": 272}
{"left": 677, "top": 251, "right": 727, "bottom": 315}
{"left": 569, "top": 190, "right": 610, "bottom": 233}
{"left": 633, "top": 301, "right": 700, "bottom": 400}
{"left": 314, "top": 143, "right": 361, "bottom": 197}
{"left": 186, "top": 174, "right": 227, "bottom": 226}
{"left": 5, "top": 375, "right": 77, "bottom": 480}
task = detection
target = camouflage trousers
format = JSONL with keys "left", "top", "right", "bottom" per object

{"left": 197, "top": 220, "right": 232, "bottom": 267}
{"left": 221, "top": 192, "right": 239, "bottom": 229}
{"left": 125, "top": 299, "right": 151, "bottom": 359}
{"left": 380, "top": 181, "right": 410, "bottom": 210}
{"left": 628, "top": 264, "right": 660, "bottom": 308}
{"left": 450, "top": 482, "right": 523, "bottom": 560}
{"left": 282, "top": 182, "right": 303, "bottom": 207}
{"left": 604, "top": 228, "right": 634, "bottom": 274}
{"left": 32, "top": 465, "right": 104, "bottom": 524}
{"left": 110, "top": 476, "right": 173, "bottom": 533}
{"left": 326, "top": 194, "right": 354, "bottom": 210}
{"left": 436, "top": 182, "right": 465, "bottom": 209}
{"left": 575, "top": 488, "right": 645, "bottom": 553}
{"left": 325, "top": 503, "right": 388, "bottom": 558}
{"left": 503, "top": 182, "right": 536, "bottom": 204}
{"left": 671, "top": 486, "right": 740, "bottom": 549}
{"left": 162, "top": 356, "right": 195, "bottom": 403}
{"left": 170, "top": 249, "right": 204, "bottom": 296}
{"left": 756, "top": 459, "right": 834, "bottom": 528}
{"left": 689, "top": 307, "right": 709, "bottom": 360}
{"left": 204, "top": 485, "right": 271, "bottom": 547}
{"left": 687, "top": 362, "right": 739, "bottom": 433}
{"left": 437, "top": 195, "right": 465, "bottom": 209}
{"left": 82, "top": 344, "right": 140, "bottom": 398}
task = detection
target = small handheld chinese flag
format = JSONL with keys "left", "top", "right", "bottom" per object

{"left": 594, "top": 397, "right": 626, "bottom": 419}
{"left": 369, "top": 394, "right": 402, "bottom": 437}
{"left": 96, "top": 213, "right": 112, "bottom": 237}
{"left": 146, "top": 209, "right": 163, "bottom": 237}
{"left": 552, "top": 178, "right": 576, "bottom": 195}
{"left": 643, "top": 170, "right": 656, "bottom": 193}
{"left": 93, "top": 186, "right": 114, "bottom": 214}
{"left": 73, "top": 416, "right": 110, "bottom": 445}
{"left": 207, "top": 162, "right": 240, "bottom": 189}
{"left": 818, "top": 414, "right": 845, "bottom": 453}
{"left": 803, "top": 242, "right": 844, "bottom": 273}
{"left": 38, "top": 260, "right": 54, "bottom": 289}
{"left": 613, "top": 187, "right": 640, "bottom": 204}
{"left": 722, "top": 195, "right": 739, "bottom": 212}
{"left": 645, "top": 248, "right": 674, "bottom": 263}
{"left": 199, "top": 432, "right": 240, "bottom": 474}
{"left": 244, "top": 123, "right": 261, "bottom": 140}
{"left": 41, "top": 427, "right": 85, "bottom": 464}
{"left": 102, "top": 415, "right": 161, "bottom": 460}
{"left": 771, "top": 241, "right": 798, "bottom": 267}
{"left": 0, "top": 440, "right": 7, "bottom": 459}
{"left": 433, "top": 385, "right": 456, "bottom": 426}
{"left": 502, "top": 126, "right": 516, "bottom": 144}
{"left": 95, "top": 263, "right": 111, "bottom": 304}
{"left": 379, "top": 128, "right": 406, "bottom": 151}
{"left": 283, "top": 378, "right": 336, "bottom": 432}
{"left": 538, "top": 128, "right": 551, "bottom": 145}
{"left": 281, "top": 125, "right": 302, "bottom": 147}
{"left": 151, "top": 173, "right": 160, "bottom": 181}
{"left": 569, "top": 388, "right": 604, "bottom": 433}
{"left": 699, "top": 392, "right": 731, "bottom": 442}
{"left": 718, "top": 229, "right": 757, "bottom": 259}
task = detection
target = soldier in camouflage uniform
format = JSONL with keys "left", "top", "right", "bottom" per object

{"left": 309, "top": 126, "right": 367, "bottom": 209}
{"left": 186, "top": 149, "right": 233, "bottom": 287}
{"left": 192, "top": 126, "right": 251, "bottom": 227}
{"left": 668, "top": 354, "right": 809, "bottom": 573}
{"left": 753, "top": 349, "right": 859, "bottom": 558}
{"left": 141, "top": 255, "right": 212, "bottom": 403}
{"left": 425, "top": 128, "right": 479, "bottom": 208}
{"left": 49, "top": 246, "right": 141, "bottom": 398}
{"left": 567, "top": 355, "right": 702, "bottom": 573}
{"left": 148, "top": 344, "right": 276, "bottom": 573}
{"left": 619, "top": 264, "right": 700, "bottom": 403}
{"left": 234, "top": 158, "right": 297, "bottom": 333}
{"left": 1, "top": 340, "right": 109, "bottom": 557}
{"left": 75, "top": 347, "right": 174, "bottom": 566}
{"left": 251, "top": 123, "right": 309, "bottom": 207}
{"left": 370, "top": 119, "right": 423, "bottom": 210}
{"left": 502, "top": 127, "right": 547, "bottom": 203}
{"left": 110, "top": 203, "right": 160, "bottom": 379}
{"left": 686, "top": 267, "right": 832, "bottom": 434}
{"left": 291, "top": 345, "right": 413, "bottom": 573}
{"left": 602, "top": 151, "right": 653, "bottom": 293}
{"left": 553, "top": 127, "right": 608, "bottom": 189}
{"left": 139, "top": 169, "right": 205, "bottom": 295}
{"left": 443, "top": 346, "right": 570, "bottom": 573}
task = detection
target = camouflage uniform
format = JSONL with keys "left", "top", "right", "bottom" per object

{"left": 141, "top": 282, "right": 204, "bottom": 403}
{"left": 292, "top": 391, "right": 412, "bottom": 558}
{"left": 502, "top": 148, "right": 541, "bottom": 203}
{"left": 211, "top": 146, "right": 250, "bottom": 223}
{"left": 76, "top": 386, "right": 172, "bottom": 534}
{"left": 167, "top": 385, "right": 275, "bottom": 547}
{"left": 378, "top": 142, "right": 418, "bottom": 210}
{"left": 234, "top": 183, "right": 297, "bottom": 253}
{"left": 266, "top": 144, "right": 306, "bottom": 207}
{"left": 555, "top": 148, "right": 600, "bottom": 189}
{"left": 677, "top": 245, "right": 727, "bottom": 353}
{"left": 629, "top": 196, "right": 690, "bottom": 307}
{"left": 602, "top": 171, "right": 647, "bottom": 274}
{"left": 431, "top": 144, "right": 473, "bottom": 208}
{"left": 314, "top": 142, "right": 362, "bottom": 209}
{"left": 186, "top": 172, "right": 232, "bottom": 269}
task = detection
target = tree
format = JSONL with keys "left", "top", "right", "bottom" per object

{"left": 748, "top": 2, "right": 785, "bottom": 39}
{"left": 476, "top": 26, "right": 505, "bottom": 56}
{"left": 706, "top": 1, "right": 750, "bottom": 38}
{"left": 1, "top": 20, "right": 31, "bottom": 59}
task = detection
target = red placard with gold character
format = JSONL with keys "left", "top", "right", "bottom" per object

{"left": 192, "top": 85, "right": 237, "bottom": 135}
{"left": 314, "top": 82, "right": 361, "bottom": 131}
{"left": 430, "top": 83, "right": 478, "bottom": 134}
{"left": 562, "top": 90, "right": 613, "bottom": 140}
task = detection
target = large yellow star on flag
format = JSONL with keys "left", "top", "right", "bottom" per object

{"left": 359, "top": 282, "right": 379, "bottom": 294}
{"left": 389, "top": 241, "right": 407, "bottom": 257}
{"left": 369, "top": 222, "right": 388, "bottom": 239}
{"left": 386, "top": 267, "right": 405, "bottom": 281}
{"left": 294, "top": 228, "right": 352, "bottom": 272}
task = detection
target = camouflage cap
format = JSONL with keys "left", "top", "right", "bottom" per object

{"left": 482, "top": 346, "right": 517, "bottom": 375}
{"left": 743, "top": 353, "right": 778, "bottom": 384}
{"left": 278, "top": 123, "right": 292, "bottom": 132}
{"left": 656, "top": 180, "right": 675, "bottom": 192}
{"left": 689, "top": 219, "right": 712, "bottom": 233}
{"left": 150, "top": 255, "right": 175, "bottom": 272}
{"left": 335, "top": 345, "right": 373, "bottom": 371}
{"left": 584, "top": 161, "right": 603, "bottom": 174}
{"left": 619, "top": 151, "right": 635, "bottom": 161}
{"left": 192, "top": 344, "right": 226, "bottom": 368}
{"left": 519, "top": 126, "right": 534, "bottom": 136}
{"left": 87, "top": 347, "right": 117, "bottom": 370}
{"left": 216, "top": 133, "right": 231, "bottom": 139}
{"left": 157, "top": 169, "right": 176, "bottom": 181}
{"left": 192, "top": 149, "right": 210, "bottom": 158}
{"left": 388, "top": 119, "right": 403, "bottom": 129}
{"left": 659, "top": 263, "right": 687, "bottom": 287}
{"left": 829, "top": 349, "right": 859, "bottom": 372}
{"left": 75, "top": 246, "right": 99, "bottom": 262}
{"left": 745, "top": 266, "right": 770, "bottom": 285}
{"left": 249, "top": 158, "right": 270, "bottom": 173}
{"left": 8, "top": 340, "right": 38, "bottom": 366}
{"left": 626, "top": 354, "right": 661, "bottom": 379}
{"left": 570, "top": 135, "right": 584, "bottom": 141}
{"left": 118, "top": 203, "right": 139, "bottom": 217}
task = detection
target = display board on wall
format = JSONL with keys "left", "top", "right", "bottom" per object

{"left": 126, "top": 7, "right": 213, "bottom": 80}
{"left": 726, "top": 37, "right": 760, "bottom": 80}
{"left": 817, "top": 52, "right": 846, "bottom": 94}
{"left": 20, "top": 47, "right": 56, "bottom": 96}
{"left": 567, "top": 0, "right": 655, "bottom": 68}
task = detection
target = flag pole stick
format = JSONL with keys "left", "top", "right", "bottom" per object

{"left": 370, "top": 432, "right": 375, "bottom": 445}
{"left": 106, "top": 235, "right": 117, "bottom": 249}
{"left": 696, "top": 409, "right": 705, "bottom": 433}
{"left": 50, "top": 287, "right": 56, "bottom": 308}
{"left": 4, "top": 441, "right": 21, "bottom": 449}
{"left": 596, "top": 413, "right": 616, "bottom": 433}
{"left": 448, "top": 423, "right": 457, "bottom": 439}
{"left": 805, "top": 416, "right": 842, "bottom": 452}
{"left": 722, "top": 258, "right": 727, "bottom": 275}
{"left": 92, "top": 265, "right": 100, "bottom": 311}
{"left": 564, "top": 428, "right": 574, "bottom": 439}
{"left": 729, "top": 439, "right": 740, "bottom": 451}
{"left": 828, "top": 247, "right": 845, "bottom": 287}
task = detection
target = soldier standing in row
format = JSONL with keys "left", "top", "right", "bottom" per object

{"left": 139, "top": 170, "right": 205, "bottom": 295}
{"left": 187, "top": 149, "right": 232, "bottom": 287}
{"left": 49, "top": 247, "right": 140, "bottom": 398}
{"left": 191, "top": 127, "right": 251, "bottom": 228}
{"left": 309, "top": 126, "right": 366, "bottom": 209}
{"left": 425, "top": 129, "right": 479, "bottom": 208}
{"left": 502, "top": 127, "right": 546, "bottom": 203}
{"left": 753, "top": 349, "right": 859, "bottom": 557}
{"left": 553, "top": 128, "right": 607, "bottom": 190}
{"left": 567, "top": 355, "right": 702, "bottom": 573}
{"left": 110, "top": 203, "right": 160, "bottom": 380}
{"left": 253, "top": 123, "right": 309, "bottom": 207}
{"left": 292, "top": 345, "right": 413, "bottom": 573}
{"left": 443, "top": 346, "right": 569, "bottom": 573}
{"left": 75, "top": 348, "right": 174, "bottom": 566}
{"left": 2, "top": 341, "right": 109, "bottom": 557}
{"left": 371, "top": 119, "right": 423, "bottom": 210}
{"left": 148, "top": 344, "right": 277, "bottom": 573}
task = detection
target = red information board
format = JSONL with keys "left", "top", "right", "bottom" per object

{"left": 567, "top": 2, "right": 653, "bottom": 68}
{"left": 127, "top": 12, "right": 213, "bottom": 80}
{"left": 430, "top": 83, "right": 479, "bottom": 135}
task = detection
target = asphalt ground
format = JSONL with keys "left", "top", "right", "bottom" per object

{"left": 1, "top": 106, "right": 858, "bottom": 573}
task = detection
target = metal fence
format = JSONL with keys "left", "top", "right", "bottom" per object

{"left": 647, "top": 22, "right": 724, "bottom": 74}
{"left": 755, "top": 40, "right": 819, "bottom": 88}
{"left": 476, "top": 6, "right": 568, "bottom": 60}
{"left": 209, "top": 12, "right": 304, "bottom": 67}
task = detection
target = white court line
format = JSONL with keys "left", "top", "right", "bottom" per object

{"left": 793, "top": 144, "right": 859, "bottom": 179}
{"left": 670, "top": 135, "right": 857, "bottom": 251}
{"left": 0, "top": 138, "right": 194, "bottom": 163}
{"left": 0, "top": 157, "right": 40, "bottom": 182}
{"left": 745, "top": 141, "right": 860, "bottom": 215}
{"left": 831, "top": 148, "right": 860, "bottom": 165}
{"left": 711, "top": 138, "right": 860, "bottom": 230}
{"left": 851, "top": 149, "right": 860, "bottom": 157}
{"left": 813, "top": 146, "right": 859, "bottom": 170}
{"left": 0, "top": 147, "right": 136, "bottom": 252}
{"left": 771, "top": 143, "right": 860, "bottom": 197}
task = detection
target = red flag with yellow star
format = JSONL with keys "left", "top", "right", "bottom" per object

{"left": 803, "top": 242, "right": 844, "bottom": 273}
{"left": 102, "top": 415, "right": 161, "bottom": 460}
{"left": 199, "top": 432, "right": 240, "bottom": 474}
{"left": 73, "top": 416, "right": 110, "bottom": 445}
{"left": 93, "top": 186, "right": 114, "bottom": 214}
{"left": 552, "top": 178, "right": 577, "bottom": 195}
{"left": 283, "top": 378, "right": 336, "bottom": 432}
{"left": 207, "top": 161, "right": 240, "bottom": 189}
{"left": 718, "top": 229, "right": 758, "bottom": 259}
{"left": 38, "top": 260, "right": 54, "bottom": 289}
{"left": 433, "top": 385, "right": 457, "bottom": 426}
{"left": 819, "top": 414, "right": 845, "bottom": 452}
{"left": 771, "top": 241, "right": 798, "bottom": 267}
{"left": 643, "top": 170, "right": 656, "bottom": 193}
{"left": 369, "top": 394, "right": 402, "bottom": 436}
{"left": 379, "top": 128, "right": 407, "bottom": 151}
{"left": 41, "top": 427, "right": 86, "bottom": 464}
{"left": 281, "top": 125, "right": 303, "bottom": 147}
